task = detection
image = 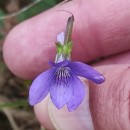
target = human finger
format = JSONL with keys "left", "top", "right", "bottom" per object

{"left": 3, "top": 0, "right": 130, "bottom": 79}
{"left": 90, "top": 64, "right": 130, "bottom": 130}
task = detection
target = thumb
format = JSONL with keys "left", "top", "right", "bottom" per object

{"left": 48, "top": 80, "right": 94, "bottom": 130}
{"left": 89, "top": 64, "right": 130, "bottom": 130}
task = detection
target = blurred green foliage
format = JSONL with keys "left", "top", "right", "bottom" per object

{"left": 0, "top": 100, "right": 28, "bottom": 108}
{"left": 0, "top": 0, "right": 63, "bottom": 39}
{"left": 0, "top": 9, "right": 4, "bottom": 25}
{"left": 0, "top": 9, "right": 5, "bottom": 39}
{"left": 17, "top": 0, "right": 59, "bottom": 21}
{"left": 0, "top": 0, "right": 62, "bottom": 22}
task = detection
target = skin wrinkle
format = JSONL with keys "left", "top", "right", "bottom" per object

{"left": 118, "top": 82, "right": 128, "bottom": 129}
{"left": 112, "top": 68, "right": 129, "bottom": 129}
{"left": 85, "top": 0, "right": 130, "bottom": 56}
{"left": 117, "top": 69, "right": 130, "bottom": 129}
{"left": 113, "top": 68, "right": 129, "bottom": 129}
{"left": 107, "top": 69, "right": 129, "bottom": 130}
{"left": 111, "top": 69, "right": 123, "bottom": 129}
{"left": 89, "top": 65, "right": 130, "bottom": 130}
{"left": 111, "top": 71, "right": 124, "bottom": 130}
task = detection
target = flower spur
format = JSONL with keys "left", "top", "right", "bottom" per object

{"left": 29, "top": 15, "right": 105, "bottom": 111}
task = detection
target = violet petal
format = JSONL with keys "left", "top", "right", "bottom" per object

{"left": 55, "top": 54, "right": 64, "bottom": 63}
{"left": 49, "top": 60, "right": 70, "bottom": 68}
{"left": 69, "top": 62, "right": 105, "bottom": 84}
{"left": 57, "top": 32, "right": 65, "bottom": 44}
{"left": 29, "top": 68, "right": 56, "bottom": 105}
{"left": 67, "top": 73, "right": 85, "bottom": 111}
{"left": 50, "top": 76, "right": 73, "bottom": 109}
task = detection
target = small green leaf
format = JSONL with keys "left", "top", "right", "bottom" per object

{"left": 56, "top": 41, "right": 72, "bottom": 61}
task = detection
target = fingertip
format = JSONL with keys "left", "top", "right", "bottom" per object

{"left": 3, "top": 1, "right": 80, "bottom": 79}
{"left": 3, "top": 12, "right": 67, "bottom": 79}
{"left": 4, "top": 0, "right": 130, "bottom": 80}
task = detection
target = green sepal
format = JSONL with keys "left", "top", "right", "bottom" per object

{"left": 56, "top": 41, "right": 72, "bottom": 58}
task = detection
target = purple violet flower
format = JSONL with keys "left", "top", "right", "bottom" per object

{"left": 29, "top": 32, "right": 105, "bottom": 112}
{"left": 29, "top": 15, "right": 105, "bottom": 111}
